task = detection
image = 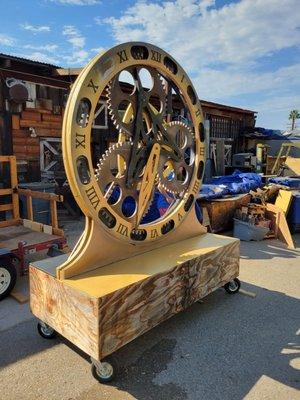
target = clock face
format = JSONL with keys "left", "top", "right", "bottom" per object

{"left": 63, "top": 42, "right": 206, "bottom": 243}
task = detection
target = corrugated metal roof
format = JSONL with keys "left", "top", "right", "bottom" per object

{"left": 0, "top": 53, "right": 60, "bottom": 69}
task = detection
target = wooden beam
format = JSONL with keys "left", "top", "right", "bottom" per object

{"left": 0, "top": 203, "right": 13, "bottom": 212}
{"left": 17, "top": 188, "right": 63, "bottom": 202}
{"left": 9, "top": 156, "right": 20, "bottom": 220}
{"left": 266, "top": 203, "right": 295, "bottom": 249}
{"left": 215, "top": 139, "right": 225, "bottom": 175}
{"left": 0, "top": 219, "right": 21, "bottom": 228}
{"left": 275, "top": 190, "right": 293, "bottom": 215}
{"left": 0, "top": 155, "right": 13, "bottom": 162}
{"left": 0, "top": 68, "right": 70, "bottom": 90}
{"left": 50, "top": 199, "right": 58, "bottom": 228}
{"left": 54, "top": 68, "right": 83, "bottom": 76}
{"left": 26, "top": 195, "right": 33, "bottom": 220}
{"left": 0, "top": 188, "right": 13, "bottom": 195}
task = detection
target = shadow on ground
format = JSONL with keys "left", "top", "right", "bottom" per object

{"left": 240, "top": 234, "right": 299, "bottom": 260}
{"left": 75, "top": 282, "right": 300, "bottom": 400}
{"left": 1, "top": 284, "right": 299, "bottom": 400}
{"left": 0, "top": 319, "right": 59, "bottom": 368}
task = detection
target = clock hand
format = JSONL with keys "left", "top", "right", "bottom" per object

{"left": 146, "top": 104, "right": 181, "bottom": 162}
{"left": 136, "top": 143, "right": 161, "bottom": 227}
{"left": 126, "top": 67, "right": 149, "bottom": 188}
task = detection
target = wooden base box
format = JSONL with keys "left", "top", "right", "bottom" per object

{"left": 30, "top": 233, "right": 240, "bottom": 362}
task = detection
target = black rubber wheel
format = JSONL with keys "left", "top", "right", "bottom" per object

{"left": 224, "top": 278, "right": 241, "bottom": 294}
{"left": 37, "top": 322, "right": 57, "bottom": 339}
{"left": 0, "top": 261, "right": 17, "bottom": 301}
{"left": 91, "top": 361, "right": 114, "bottom": 383}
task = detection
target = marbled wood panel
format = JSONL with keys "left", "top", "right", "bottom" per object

{"left": 30, "top": 266, "right": 99, "bottom": 359}
{"left": 183, "top": 240, "right": 240, "bottom": 307}
{"left": 98, "top": 240, "right": 240, "bottom": 359}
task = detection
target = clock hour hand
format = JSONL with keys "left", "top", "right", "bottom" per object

{"left": 146, "top": 104, "right": 181, "bottom": 162}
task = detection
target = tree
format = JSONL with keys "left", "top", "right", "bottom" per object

{"left": 289, "top": 109, "right": 300, "bottom": 130}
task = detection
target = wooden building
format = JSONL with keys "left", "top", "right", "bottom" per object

{"left": 0, "top": 53, "right": 72, "bottom": 184}
{"left": 0, "top": 54, "right": 256, "bottom": 185}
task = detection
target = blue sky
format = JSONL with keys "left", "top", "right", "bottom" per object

{"left": 0, "top": 0, "right": 299, "bottom": 130}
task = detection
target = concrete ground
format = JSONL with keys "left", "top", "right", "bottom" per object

{"left": 0, "top": 218, "right": 299, "bottom": 400}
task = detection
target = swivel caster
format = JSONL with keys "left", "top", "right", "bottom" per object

{"left": 91, "top": 357, "right": 115, "bottom": 383}
{"left": 224, "top": 278, "right": 241, "bottom": 294}
{"left": 37, "top": 321, "right": 57, "bottom": 339}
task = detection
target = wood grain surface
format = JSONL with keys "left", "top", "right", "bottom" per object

{"left": 30, "top": 237, "right": 239, "bottom": 361}
{"left": 98, "top": 239, "right": 239, "bottom": 358}
{"left": 30, "top": 267, "right": 99, "bottom": 359}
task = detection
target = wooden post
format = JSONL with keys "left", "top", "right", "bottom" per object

{"left": 9, "top": 156, "right": 20, "bottom": 219}
{"left": 216, "top": 139, "right": 225, "bottom": 175}
{"left": 50, "top": 199, "right": 58, "bottom": 228}
{"left": 26, "top": 195, "right": 33, "bottom": 221}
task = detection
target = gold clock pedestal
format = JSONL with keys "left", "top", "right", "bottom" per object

{"left": 29, "top": 42, "right": 240, "bottom": 382}
{"left": 30, "top": 231, "right": 239, "bottom": 361}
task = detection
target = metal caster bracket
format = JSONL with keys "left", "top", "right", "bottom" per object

{"left": 91, "top": 357, "right": 114, "bottom": 383}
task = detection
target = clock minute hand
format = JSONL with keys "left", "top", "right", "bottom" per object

{"left": 136, "top": 143, "right": 161, "bottom": 227}
{"left": 126, "top": 68, "right": 150, "bottom": 187}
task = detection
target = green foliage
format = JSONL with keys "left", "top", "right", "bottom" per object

{"left": 289, "top": 109, "right": 300, "bottom": 130}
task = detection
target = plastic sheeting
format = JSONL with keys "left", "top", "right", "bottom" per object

{"left": 268, "top": 177, "right": 300, "bottom": 189}
{"left": 198, "top": 170, "right": 262, "bottom": 200}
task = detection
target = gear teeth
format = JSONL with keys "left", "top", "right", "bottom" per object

{"left": 159, "top": 181, "right": 183, "bottom": 196}
{"left": 107, "top": 66, "right": 166, "bottom": 136}
{"left": 156, "top": 121, "right": 195, "bottom": 195}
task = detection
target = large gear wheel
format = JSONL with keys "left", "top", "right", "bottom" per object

{"left": 107, "top": 66, "right": 166, "bottom": 136}
{"left": 157, "top": 121, "right": 195, "bottom": 195}
{"left": 95, "top": 141, "right": 154, "bottom": 221}
{"left": 64, "top": 42, "right": 205, "bottom": 242}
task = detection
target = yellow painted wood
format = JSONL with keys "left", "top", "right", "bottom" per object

{"left": 285, "top": 157, "right": 300, "bottom": 175}
{"left": 56, "top": 207, "right": 207, "bottom": 279}
{"left": 63, "top": 233, "right": 238, "bottom": 297}
{"left": 136, "top": 143, "right": 161, "bottom": 226}
{"left": 275, "top": 189, "right": 293, "bottom": 214}
{"left": 266, "top": 203, "right": 295, "bottom": 249}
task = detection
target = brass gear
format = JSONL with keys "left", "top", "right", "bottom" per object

{"left": 106, "top": 66, "right": 166, "bottom": 136}
{"left": 95, "top": 141, "right": 155, "bottom": 221}
{"left": 157, "top": 121, "right": 195, "bottom": 195}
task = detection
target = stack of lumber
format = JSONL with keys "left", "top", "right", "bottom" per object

{"left": 235, "top": 204, "right": 271, "bottom": 230}
{"left": 240, "top": 187, "right": 295, "bottom": 249}
{"left": 12, "top": 108, "right": 62, "bottom": 160}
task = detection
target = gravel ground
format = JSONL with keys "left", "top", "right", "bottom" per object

{"left": 0, "top": 219, "right": 299, "bottom": 400}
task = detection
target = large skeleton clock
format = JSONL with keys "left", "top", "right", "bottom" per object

{"left": 63, "top": 42, "right": 205, "bottom": 248}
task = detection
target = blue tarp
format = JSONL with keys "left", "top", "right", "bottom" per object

{"left": 120, "top": 191, "right": 170, "bottom": 224}
{"left": 198, "top": 170, "right": 262, "bottom": 200}
{"left": 109, "top": 170, "right": 262, "bottom": 219}
{"left": 268, "top": 177, "right": 300, "bottom": 189}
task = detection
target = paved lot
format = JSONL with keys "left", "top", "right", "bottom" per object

{"left": 0, "top": 220, "right": 299, "bottom": 400}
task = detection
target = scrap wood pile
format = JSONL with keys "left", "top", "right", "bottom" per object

{"left": 233, "top": 183, "right": 297, "bottom": 249}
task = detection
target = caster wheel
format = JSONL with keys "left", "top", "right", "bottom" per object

{"left": 37, "top": 322, "right": 57, "bottom": 339}
{"left": 91, "top": 361, "right": 114, "bottom": 383}
{"left": 0, "top": 262, "right": 17, "bottom": 301}
{"left": 224, "top": 278, "right": 241, "bottom": 294}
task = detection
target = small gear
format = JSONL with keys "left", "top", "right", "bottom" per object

{"left": 95, "top": 141, "right": 155, "bottom": 221}
{"left": 157, "top": 121, "right": 195, "bottom": 195}
{"left": 107, "top": 66, "right": 166, "bottom": 136}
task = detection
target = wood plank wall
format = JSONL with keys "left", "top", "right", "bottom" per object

{"left": 11, "top": 109, "right": 62, "bottom": 161}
